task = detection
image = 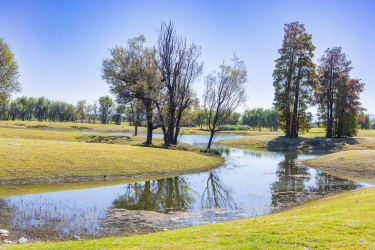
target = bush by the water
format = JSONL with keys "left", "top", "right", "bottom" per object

{"left": 221, "top": 125, "right": 252, "bottom": 131}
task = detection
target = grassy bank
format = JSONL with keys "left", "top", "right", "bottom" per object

{"left": 215, "top": 129, "right": 375, "bottom": 152}
{"left": 0, "top": 137, "right": 223, "bottom": 185}
{"left": 303, "top": 150, "right": 375, "bottom": 185}
{"left": 5, "top": 185, "right": 375, "bottom": 249}
{"left": 0, "top": 120, "right": 282, "bottom": 136}
{"left": 0, "top": 127, "right": 201, "bottom": 152}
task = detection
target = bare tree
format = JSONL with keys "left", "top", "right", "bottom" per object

{"left": 201, "top": 172, "right": 237, "bottom": 210}
{"left": 203, "top": 55, "right": 247, "bottom": 149}
{"left": 154, "top": 20, "right": 203, "bottom": 146}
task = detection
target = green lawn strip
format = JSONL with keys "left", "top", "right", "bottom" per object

{"left": 214, "top": 134, "right": 280, "bottom": 148}
{"left": 303, "top": 150, "right": 375, "bottom": 185}
{"left": 0, "top": 138, "right": 223, "bottom": 182}
{"left": 0, "top": 120, "right": 286, "bottom": 136}
{"left": 0, "top": 128, "right": 205, "bottom": 152}
{"left": 0, "top": 127, "right": 161, "bottom": 144}
{"left": 215, "top": 133, "right": 375, "bottom": 152}
{"left": 5, "top": 186, "right": 375, "bottom": 249}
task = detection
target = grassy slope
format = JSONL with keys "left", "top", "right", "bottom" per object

{"left": 0, "top": 127, "right": 199, "bottom": 151}
{"left": 3, "top": 124, "right": 375, "bottom": 249}
{"left": 215, "top": 128, "right": 375, "bottom": 152}
{"left": 0, "top": 120, "right": 279, "bottom": 136}
{"left": 6, "top": 186, "right": 375, "bottom": 249}
{"left": 303, "top": 150, "right": 375, "bottom": 185}
{"left": 0, "top": 137, "right": 222, "bottom": 183}
{"left": 0, "top": 128, "right": 222, "bottom": 196}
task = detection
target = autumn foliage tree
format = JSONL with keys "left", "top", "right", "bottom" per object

{"left": 358, "top": 114, "right": 370, "bottom": 130}
{"left": 315, "top": 47, "right": 364, "bottom": 137}
{"left": 273, "top": 22, "right": 315, "bottom": 138}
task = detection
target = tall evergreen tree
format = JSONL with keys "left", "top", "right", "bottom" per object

{"left": 273, "top": 22, "right": 315, "bottom": 138}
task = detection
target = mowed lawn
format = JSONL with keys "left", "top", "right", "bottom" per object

{"left": 0, "top": 137, "right": 222, "bottom": 181}
{"left": 5, "top": 186, "right": 375, "bottom": 249}
{"left": 0, "top": 127, "right": 166, "bottom": 145}
{"left": 0, "top": 120, "right": 285, "bottom": 136}
{"left": 303, "top": 150, "right": 375, "bottom": 184}
{"left": 214, "top": 128, "right": 375, "bottom": 151}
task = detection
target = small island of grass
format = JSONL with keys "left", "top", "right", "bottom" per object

{"left": 302, "top": 150, "right": 375, "bottom": 185}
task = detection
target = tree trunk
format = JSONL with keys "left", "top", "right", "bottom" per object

{"left": 145, "top": 105, "right": 153, "bottom": 145}
{"left": 326, "top": 86, "right": 331, "bottom": 138}
{"left": 173, "top": 110, "right": 183, "bottom": 145}
{"left": 291, "top": 65, "right": 301, "bottom": 138}
{"left": 168, "top": 91, "right": 175, "bottom": 146}
{"left": 326, "top": 70, "right": 333, "bottom": 138}
{"left": 207, "top": 129, "right": 215, "bottom": 150}
{"left": 285, "top": 49, "right": 294, "bottom": 138}
{"left": 161, "top": 124, "right": 169, "bottom": 146}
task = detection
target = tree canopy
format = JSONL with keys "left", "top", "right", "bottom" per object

{"left": 0, "top": 38, "right": 21, "bottom": 104}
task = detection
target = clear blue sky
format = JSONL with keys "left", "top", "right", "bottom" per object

{"left": 1, "top": 0, "right": 374, "bottom": 116}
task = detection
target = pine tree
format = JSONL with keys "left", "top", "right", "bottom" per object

{"left": 273, "top": 22, "right": 316, "bottom": 138}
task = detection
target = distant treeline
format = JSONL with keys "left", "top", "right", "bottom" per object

{"left": 0, "top": 95, "right": 130, "bottom": 125}
{"left": 357, "top": 114, "right": 373, "bottom": 130}
{"left": 194, "top": 108, "right": 280, "bottom": 131}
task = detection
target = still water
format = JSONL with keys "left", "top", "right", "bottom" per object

{"left": 0, "top": 134, "right": 368, "bottom": 240}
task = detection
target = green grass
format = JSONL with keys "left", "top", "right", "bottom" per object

{"left": 2, "top": 124, "right": 375, "bottom": 249}
{"left": 0, "top": 127, "right": 210, "bottom": 155}
{"left": 0, "top": 120, "right": 286, "bottom": 135}
{"left": 215, "top": 129, "right": 375, "bottom": 152}
{"left": 0, "top": 127, "right": 190, "bottom": 149}
{"left": 5, "top": 186, "right": 375, "bottom": 249}
{"left": 0, "top": 127, "right": 222, "bottom": 195}
{"left": 0, "top": 137, "right": 223, "bottom": 183}
{"left": 303, "top": 150, "right": 375, "bottom": 185}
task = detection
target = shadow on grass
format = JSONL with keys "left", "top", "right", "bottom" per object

{"left": 81, "top": 135, "right": 132, "bottom": 143}
{"left": 268, "top": 136, "right": 361, "bottom": 152}
{"left": 77, "top": 135, "right": 222, "bottom": 156}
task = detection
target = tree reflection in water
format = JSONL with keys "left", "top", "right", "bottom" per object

{"left": 0, "top": 198, "right": 12, "bottom": 229}
{"left": 111, "top": 171, "right": 237, "bottom": 213}
{"left": 201, "top": 172, "right": 237, "bottom": 210}
{"left": 111, "top": 176, "right": 194, "bottom": 213}
{"left": 271, "top": 152, "right": 362, "bottom": 208}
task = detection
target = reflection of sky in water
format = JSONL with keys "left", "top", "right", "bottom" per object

{"left": 3, "top": 134, "right": 370, "bottom": 239}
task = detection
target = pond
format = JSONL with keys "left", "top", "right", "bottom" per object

{"left": 0, "top": 133, "right": 369, "bottom": 241}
